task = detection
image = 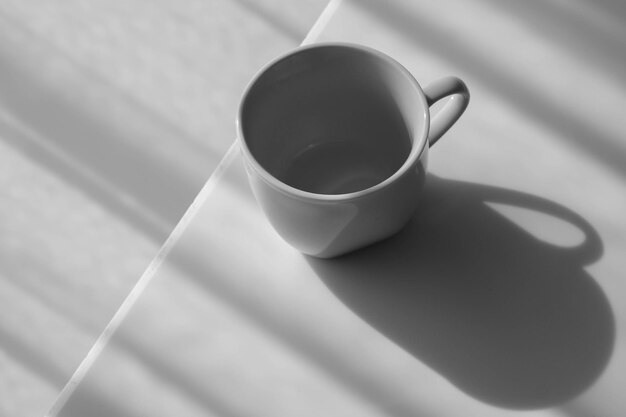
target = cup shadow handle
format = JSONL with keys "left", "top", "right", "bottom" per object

{"left": 473, "top": 183, "right": 603, "bottom": 264}
{"left": 423, "top": 77, "right": 470, "bottom": 146}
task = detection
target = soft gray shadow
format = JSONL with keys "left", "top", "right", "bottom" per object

{"left": 583, "top": 0, "right": 626, "bottom": 19}
{"left": 232, "top": 0, "right": 302, "bottom": 41}
{"left": 355, "top": 0, "right": 626, "bottom": 181}
{"left": 0, "top": 19, "right": 208, "bottom": 240}
{"left": 475, "top": 0, "right": 626, "bottom": 87}
{"left": 307, "top": 175, "right": 615, "bottom": 410}
{"left": 58, "top": 353, "right": 247, "bottom": 417}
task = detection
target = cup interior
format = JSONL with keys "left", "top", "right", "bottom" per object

{"left": 240, "top": 44, "right": 426, "bottom": 195}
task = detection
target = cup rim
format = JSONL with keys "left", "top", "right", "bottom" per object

{"left": 237, "top": 42, "right": 430, "bottom": 202}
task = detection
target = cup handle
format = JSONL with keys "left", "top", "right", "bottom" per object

{"left": 423, "top": 77, "right": 470, "bottom": 146}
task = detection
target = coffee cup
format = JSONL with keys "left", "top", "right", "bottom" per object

{"left": 237, "top": 43, "right": 469, "bottom": 258}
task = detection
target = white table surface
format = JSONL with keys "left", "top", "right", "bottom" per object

{"left": 49, "top": 0, "right": 626, "bottom": 416}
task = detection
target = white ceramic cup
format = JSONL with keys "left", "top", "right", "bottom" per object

{"left": 238, "top": 43, "right": 469, "bottom": 258}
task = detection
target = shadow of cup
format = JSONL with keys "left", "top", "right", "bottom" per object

{"left": 307, "top": 175, "right": 614, "bottom": 410}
